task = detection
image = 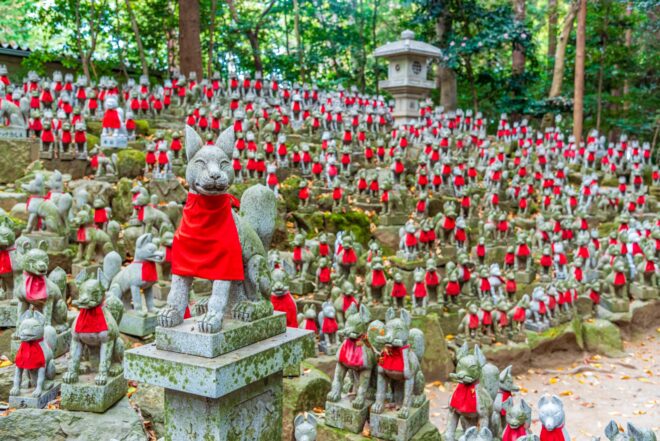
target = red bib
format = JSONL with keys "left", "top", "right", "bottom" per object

{"left": 342, "top": 295, "right": 357, "bottom": 313}
{"left": 342, "top": 249, "right": 357, "bottom": 264}
{"left": 94, "top": 208, "right": 108, "bottom": 223}
{"left": 304, "top": 318, "right": 318, "bottom": 333}
{"left": 379, "top": 345, "right": 408, "bottom": 372}
{"left": 25, "top": 273, "right": 47, "bottom": 302}
{"left": 172, "top": 194, "right": 244, "bottom": 280}
{"left": 270, "top": 292, "right": 298, "bottom": 328}
{"left": 339, "top": 338, "right": 364, "bottom": 368}
{"left": 499, "top": 389, "right": 512, "bottom": 415}
{"left": 76, "top": 226, "right": 87, "bottom": 243}
{"left": 322, "top": 317, "right": 338, "bottom": 334}
{"left": 391, "top": 282, "right": 407, "bottom": 298}
{"left": 371, "top": 270, "right": 386, "bottom": 287}
{"left": 450, "top": 382, "right": 478, "bottom": 413}
{"left": 503, "top": 425, "right": 527, "bottom": 441}
{"left": 75, "top": 304, "right": 108, "bottom": 333}
{"left": 0, "top": 248, "right": 13, "bottom": 274}
{"left": 141, "top": 261, "right": 158, "bottom": 282}
{"left": 15, "top": 339, "right": 45, "bottom": 369}
{"left": 541, "top": 426, "right": 566, "bottom": 441}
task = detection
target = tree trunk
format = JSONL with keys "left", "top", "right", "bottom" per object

{"left": 124, "top": 0, "right": 149, "bottom": 77}
{"left": 293, "top": 0, "right": 304, "bottom": 81}
{"left": 372, "top": 0, "right": 379, "bottom": 94}
{"left": 512, "top": 0, "right": 526, "bottom": 76}
{"left": 596, "top": 5, "right": 609, "bottom": 132}
{"left": 548, "top": 1, "right": 579, "bottom": 98}
{"left": 547, "top": 0, "right": 558, "bottom": 64}
{"left": 435, "top": 13, "right": 457, "bottom": 110}
{"left": 623, "top": 1, "right": 633, "bottom": 111}
{"left": 207, "top": 0, "right": 217, "bottom": 77}
{"left": 73, "top": 0, "right": 90, "bottom": 79}
{"left": 573, "top": 0, "right": 587, "bottom": 143}
{"left": 465, "top": 56, "right": 479, "bottom": 111}
{"left": 246, "top": 31, "right": 264, "bottom": 74}
{"left": 178, "top": 0, "right": 203, "bottom": 78}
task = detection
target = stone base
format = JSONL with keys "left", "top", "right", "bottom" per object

{"left": 370, "top": 399, "right": 430, "bottom": 441}
{"left": 152, "top": 282, "right": 171, "bottom": 301}
{"left": 119, "top": 310, "right": 158, "bottom": 338}
{"left": 60, "top": 373, "right": 127, "bottom": 413}
{"left": 284, "top": 362, "right": 301, "bottom": 377}
{"left": 515, "top": 271, "right": 536, "bottom": 284}
{"left": 0, "top": 299, "right": 16, "bottom": 327}
{"left": 71, "top": 262, "right": 99, "bottom": 278}
{"left": 630, "top": 283, "right": 658, "bottom": 301}
{"left": 11, "top": 328, "right": 71, "bottom": 359}
{"left": 8, "top": 382, "right": 60, "bottom": 409}
{"left": 600, "top": 296, "right": 630, "bottom": 313}
{"left": 155, "top": 311, "right": 286, "bottom": 358}
{"left": 100, "top": 134, "right": 128, "bottom": 148}
{"left": 524, "top": 321, "right": 550, "bottom": 332}
{"left": 23, "top": 232, "right": 68, "bottom": 252}
{"left": 379, "top": 213, "right": 408, "bottom": 226}
{"left": 324, "top": 397, "right": 371, "bottom": 434}
{"left": 291, "top": 278, "right": 315, "bottom": 296}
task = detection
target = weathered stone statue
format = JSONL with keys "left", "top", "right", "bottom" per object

{"left": 538, "top": 395, "right": 571, "bottom": 441}
{"left": 158, "top": 126, "right": 277, "bottom": 333}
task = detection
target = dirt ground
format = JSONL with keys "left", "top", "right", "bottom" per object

{"left": 427, "top": 328, "right": 659, "bottom": 440}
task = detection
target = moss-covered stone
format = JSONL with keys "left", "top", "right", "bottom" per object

{"left": 301, "top": 210, "right": 373, "bottom": 246}
{"left": 117, "top": 149, "right": 145, "bottom": 178}
{"left": 134, "top": 119, "right": 151, "bottom": 136}
{"left": 317, "top": 420, "right": 441, "bottom": 440}
{"left": 86, "top": 120, "right": 102, "bottom": 136}
{"left": 582, "top": 318, "right": 625, "bottom": 357}
{"left": 0, "top": 139, "right": 38, "bottom": 184}
{"left": 87, "top": 133, "right": 100, "bottom": 148}
{"left": 112, "top": 177, "right": 134, "bottom": 222}
{"left": 412, "top": 314, "right": 454, "bottom": 381}
{"left": 282, "top": 364, "right": 331, "bottom": 440}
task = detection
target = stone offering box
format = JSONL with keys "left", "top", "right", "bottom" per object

{"left": 0, "top": 127, "right": 27, "bottom": 139}
{"left": 101, "top": 134, "right": 128, "bottom": 148}
{"left": 125, "top": 312, "right": 314, "bottom": 440}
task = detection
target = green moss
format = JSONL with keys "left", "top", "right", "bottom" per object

{"left": 134, "top": 119, "right": 151, "bottom": 136}
{"left": 117, "top": 149, "right": 145, "bottom": 178}
{"left": 582, "top": 318, "right": 624, "bottom": 357}
{"left": 111, "top": 177, "right": 135, "bottom": 223}
{"left": 229, "top": 182, "right": 249, "bottom": 200}
{"left": 598, "top": 222, "right": 617, "bottom": 237}
{"left": 300, "top": 210, "right": 372, "bottom": 246}
{"left": 86, "top": 120, "right": 103, "bottom": 136}
{"left": 87, "top": 133, "right": 100, "bottom": 148}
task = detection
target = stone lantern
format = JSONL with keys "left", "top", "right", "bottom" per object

{"left": 374, "top": 30, "right": 442, "bottom": 123}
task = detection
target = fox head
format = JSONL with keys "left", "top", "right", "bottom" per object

{"left": 17, "top": 309, "right": 46, "bottom": 342}
{"left": 451, "top": 343, "right": 486, "bottom": 385}
{"left": 342, "top": 303, "right": 371, "bottom": 340}
{"left": 134, "top": 233, "right": 164, "bottom": 263}
{"left": 74, "top": 267, "right": 109, "bottom": 310}
{"left": 503, "top": 397, "right": 532, "bottom": 429}
{"left": 377, "top": 307, "right": 410, "bottom": 348}
{"left": 19, "top": 240, "right": 49, "bottom": 276}
{"left": 184, "top": 125, "right": 235, "bottom": 196}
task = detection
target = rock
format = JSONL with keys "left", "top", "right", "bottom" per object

{"left": 412, "top": 313, "right": 454, "bottom": 381}
{"left": 0, "top": 397, "right": 147, "bottom": 441}
{"left": 282, "top": 363, "right": 331, "bottom": 440}
{"left": 304, "top": 354, "right": 337, "bottom": 379}
{"left": 112, "top": 177, "right": 135, "bottom": 222}
{"left": 148, "top": 178, "right": 187, "bottom": 205}
{"left": 317, "top": 420, "right": 441, "bottom": 440}
{"left": 68, "top": 179, "right": 116, "bottom": 202}
{"left": 373, "top": 225, "right": 400, "bottom": 252}
{"left": 526, "top": 318, "right": 583, "bottom": 355}
{"left": 621, "top": 300, "right": 660, "bottom": 336}
{"left": 582, "top": 318, "right": 625, "bottom": 357}
{"left": 0, "top": 138, "right": 38, "bottom": 184}
{"left": 117, "top": 149, "right": 146, "bottom": 178}
{"left": 483, "top": 342, "right": 531, "bottom": 375}
{"left": 130, "top": 383, "right": 164, "bottom": 438}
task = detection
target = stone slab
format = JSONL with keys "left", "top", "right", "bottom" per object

{"left": 524, "top": 321, "right": 550, "bottom": 333}
{"left": 23, "top": 233, "right": 68, "bottom": 252}
{"left": 101, "top": 134, "right": 128, "bottom": 148}
{"left": 0, "top": 300, "right": 16, "bottom": 328}
{"left": 600, "top": 296, "right": 630, "bottom": 313}
{"left": 8, "top": 382, "right": 60, "bottom": 409}
{"left": 630, "top": 284, "right": 658, "bottom": 301}
{"left": 152, "top": 282, "right": 170, "bottom": 301}
{"left": 325, "top": 397, "right": 371, "bottom": 434}
{"left": 370, "top": 399, "right": 430, "bottom": 441}
{"left": 125, "top": 327, "right": 315, "bottom": 399}
{"left": 291, "top": 278, "right": 315, "bottom": 295}
{"left": 164, "top": 372, "right": 283, "bottom": 441}
{"left": 61, "top": 373, "right": 127, "bottom": 413}
{"left": 119, "top": 310, "right": 157, "bottom": 338}
{"left": 0, "top": 128, "right": 27, "bottom": 139}
{"left": 155, "top": 311, "right": 286, "bottom": 358}
{"left": 71, "top": 262, "right": 99, "bottom": 278}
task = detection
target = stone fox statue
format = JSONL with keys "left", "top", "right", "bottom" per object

{"left": 65, "top": 266, "right": 124, "bottom": 386}
{"left": 158, "top": 125, "right": 277, "bottom": 333}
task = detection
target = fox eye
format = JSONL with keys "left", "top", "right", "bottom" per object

{"left": 195, "top": 159, "right": 206, "bottom": 166}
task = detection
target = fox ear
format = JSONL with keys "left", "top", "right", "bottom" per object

{"left": 604, "top": 421, "right": 619, "bottom": 440}
{"left": 520, "top": 399, "right": 532, "bottom": 419}
{"left": 400, "top": 309, "right": 411, "bottom": 327}
{"left": 37, "top": 240, "right": 48, "bottom": 251}
{"left": 215, "top": 125, "right": 236, "bottom": 158}
{"left": 359, "top": 304, "right": 371, "bottom": 323}
{"left": 385, "top": 307, "right": 396, "bottom": 323}
{"left": 185, "top": 125, "right": 203, "bottom": 162}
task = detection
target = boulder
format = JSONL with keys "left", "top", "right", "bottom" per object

{"left": 130, "top": 383, "right": 164, "bottom": 438}
{"left": 117, "top": 149, "right": 146, "bottom": 179}
{"left": 0, "top": 138, "right": 38, "bottom": 184}
{"left": 0, "top": 397, "right": 147, "bottom": 441}
{"left": 282, "top": 363, "right": 331, "bottom": 441}
{"left": 112, "top": 177, "right": 135, "bottom": 222}
{"left": 317, "top": 420, "right": 441, "bottom": 440}
{"left": 582, "top": 318, "right": 625, "bottom": 357}
{"left": 412, "top": 313, "right": 455, "bottom": 381}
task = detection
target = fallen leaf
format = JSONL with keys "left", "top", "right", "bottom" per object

{"left": 620, "top": 375, "right": 631, "bottom": 380}
{"left": 549, "top": 377, "right": 559, "bottom": 385}
{"left": 0, "top": 360, "right": 12, "bottom": 368}
{"left": 313, "top": 407, "right": 324, "bottom": 414}
{"left": 633, "top": 410, "right": 647, "bottom": 415}
{"left": 559, "top": 390, "right": 573, "bottom": 396}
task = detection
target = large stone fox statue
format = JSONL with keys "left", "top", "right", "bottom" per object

{"left": 158, "top": 125, "right": 276, "bottom": 333}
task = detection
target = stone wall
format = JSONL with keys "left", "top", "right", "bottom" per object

{"left": 0, "top": 138, "right": 38, "bottom": 183}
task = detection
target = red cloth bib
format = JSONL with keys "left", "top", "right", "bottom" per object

{"left": 304, "top": 318, "right": 318, "bottom": 333}
{"left": 450, "top": 382, "right": 478, "bottom": 413}
{"left": 469, "top": 313, "right": 480, "bottom": 329}
{"left": 446, "top": 281, "right": 461, "bottom": 296}
{"left": 15, "top": 339, "right": 45, "bottom": 369}
{"left": 75, "top": 304, "right": 108, "bottom": 333}
{"left": 76, "top": 226, "right": 87, "bottom": 243}
{"left": 342, "top": 295, "right": 357, "bottom": 313}
{"left": 172, "top": 194, "right": 244, "bottom": 280}
{"left": 614, "top": 272, "right": 626, "bottom": 286}
{"left": 425, "top": 271, "right": 439, "bottom": 287}
{"left": 339, "top": 338, "right": 364, "bottom": 368}
{"left": 379, "top": 345, "right": 408, "bottom": 372}
{"left": 503, "top": 425, "right": 527, "bottom": 441}
{"left": 371, "top": 270, "right": 386, "bottom": 287}
{"left": 391, "top": 282, "right": 407, "bottom": 298}
{"left": 94, "top": 208, "right": 108, "bottom": 223}
{"left": 499, "top": 390, "right": 512, "bottom": 415}
{"left": 318, "top": 267, "right": 331, "bottom": 283}
{"left": 513, "top": 306, "right": 526, "bottom": 322}
{"left": 318, "top": 243, "right": 329, "bottom": 256}
{"left": 322, "top": 317, "right": 338, "bottom": 334}
{"left": 25, "top": 273, "right": 47, "bottom": 302}
{"left": 141, "top": 261, "right": 158, "bottom": 282}
{"left": 0, "top": 248, "right": 13, "bottom": 274}
{"left": 541, "top": 426, "right": 566, "bottom": 441}
{"left": 270, "top": 293, "right": 298, "bottom": 328}
{"left": 414, "top": 282, "right": 427, "bottom": 298}
{"left": 342, "top": 248, "right": 357, "bottom": 264}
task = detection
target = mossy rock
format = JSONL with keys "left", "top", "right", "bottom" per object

{"left": 598, "top": 222, "right": 618, "bottom": 238}
{"left": 86, "top": 120, "right": 103, "bottom": 136}
{"left": 134, "top": 119, "right": 151, "bottom": 136}
{"left": 300, "top": 210, "right": 372, "bottom": 246}
{"left": 117, "top": 149, "right": 145, "bottom": 178}
{"left": 280, "top": 175, "right": 303, "bottom": 213}
{"left": 282, "top": 363, "right": 331, "bottom": 441}
{"left": 87, "top": 133, "right": 100, "bottom": 148}
{"left": 111, "top": 177, "right": 134, "bottom": 222}
{"left": 411, "top": 313, "right": 454, "bottom": 381}
{"left": 317, "top": 420, "right": 441, "bottom": 440}
{"left": 582, "top": 318, "right": 625, "bottom": 357}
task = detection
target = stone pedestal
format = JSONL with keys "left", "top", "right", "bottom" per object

{"left": 600, "top": 296, "right": 630, "bottom": 313}
{"left": 515, "top": 270, "right": 536, "bottom": 284}
{"left": 71, "top": 262, "right": 99, "bottom": 278}
{"left": 325, "top": 397, "right": 371, "bottom": 434}
{"left": 23, "top": 232, "right": 68, "bottom": 252}
{"left": 379, "top": 213, "right": 408, "bottom": 226}
{"left": 8, "top": 382, "right": 60, "bottom": 409}
{"left": 119, "top": 310, "right": 158, "bottom": 338}
{"left": 153, "top": 282, "right": 171, "bottom": 301}
{"left": 630, "top": 283, "right": 658, "bottom": 301}
{"left": 524, "top": 321, "right": 550, "bottom": 333}
{"left": 370, "top": 399, "right": 430, "bottom": 441}
{"left": 125, "top": 315, "right": 314, "bottom": 441}
{"left": 0, "top": 299, "right": 16, "bottom": 327}
{"left": 61, "top": 373, "right": 127, "bottom": 413}
{"left": 101, "top": 134, "right": 128, "bottom": 148}
{"left": 291, "top": 278, "right": 315, "bottom": 296}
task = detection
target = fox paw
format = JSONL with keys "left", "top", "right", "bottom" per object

{"left": 32, "top": 387, "right": 43, "bottom": 397}
{"left": 352, "top": 396, "right": 365, "bottom": 409}
{"left": 63, "top": 372, "right": 78, "bottom": 384}
{"left": 326, "top": 388, "right": 341, "bottom": 403}
{"left": 232, "top": 300, "right": 272, "bottom": 322}
{"left": 412, "top": 394, "right": 426, "bottom": 408}
{"left": 371, "top": 401, "right": 384, "bottom": 415}
{"left": 109, "top": 363, "right": 123, "bottom": 377}
{"left": 197, "top": 312, "right": 222, "bottom": 334}
{"left": 9, "top": 386, "right": 20, "bottom": 396}
{"left": 157, "top": 305, "right": 183, "bottom": 328}
{"left": 95, "top": 373, "right": 107, "bottom": 385}
{"left": 398, "top": 406, "right": 410, "bottom": 418}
